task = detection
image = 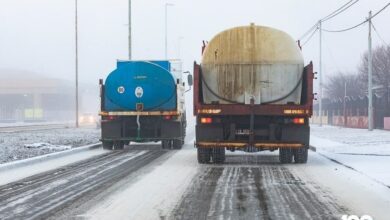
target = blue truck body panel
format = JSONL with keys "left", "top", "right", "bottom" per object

{"left": 104, "top": 61, "right": 177, "bottom": 111}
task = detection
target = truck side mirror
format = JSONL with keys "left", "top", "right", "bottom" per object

{"left": 187, "top": 74, "right": 193, "bottom": 86}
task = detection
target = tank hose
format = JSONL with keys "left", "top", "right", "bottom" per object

{"left": 136, "top": 114, "right": 141, "bottom": 141}
{"left": 199, "top": 65, "right": 304, "bottom": 104}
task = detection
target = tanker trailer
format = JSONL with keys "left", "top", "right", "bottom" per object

{"left": 99, "top": 60, "right": 187, "bottom": 150}
{"left": 194, "top": 24, "right": 314, "bottom": 164}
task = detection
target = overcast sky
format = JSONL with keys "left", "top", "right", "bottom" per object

{"left": 1, "top": 0, "right": 389, "bottom": 95}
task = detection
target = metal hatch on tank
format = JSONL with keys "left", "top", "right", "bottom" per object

{"left": 104, "top": 61, "right": 177, "bottom": 111}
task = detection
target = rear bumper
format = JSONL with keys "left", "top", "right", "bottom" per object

{"left": 100, "top": 111, "right": 180, "bottom": 116}
{"left": 196, "top": 141, "right": 304, "bottom": 149}
{"left": 101, "top": 116, "right": 183, "bottom": 142}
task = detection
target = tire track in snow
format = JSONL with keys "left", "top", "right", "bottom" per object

{"left": 170, "top": 154, "right": 347, "bottom": 220}
{"left": 0, "top": 149, "right": 167, "bottom": 220}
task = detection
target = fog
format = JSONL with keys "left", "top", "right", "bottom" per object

{"left": 1, "top": 0, "right": 388, "bottom": 81}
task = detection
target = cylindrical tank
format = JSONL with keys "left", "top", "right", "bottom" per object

{"left": 201, "top": 24, "right": 304, "bottom": 105}
{"left": 105, "top": 61, "right": 176, "bottom": 111}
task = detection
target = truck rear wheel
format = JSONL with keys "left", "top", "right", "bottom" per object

{"left": 173, "top": 139, "right": 182, "bottom": 150}
{"left": 279, "top": 148, "right": 293, "bottom": 163}
{"left": 293, "top": 147, "right": 308, "bottom": 163}
{"left": 161, "top": 140, "right": 172, "bottom": 149}
{"left": 182, "top": 125, "right": 186, "bottom": 145}
{"left": 113, "top": 141, "right": 125, "bottom": 150}
{"left": 102, "top": 141, "right": 113, "bottom": 150}
{"left": 197, "top": 147, "right": 211, "bottom": 164}
{"left": 212, "top": 148, "right": 225, "bottom": 164}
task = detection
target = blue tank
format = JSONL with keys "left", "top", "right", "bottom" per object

{"left": 104, "top": 61, "right": 177, "bottom": 111}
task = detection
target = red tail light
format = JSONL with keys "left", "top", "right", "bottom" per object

{"left": 164, "top": 115, "right": 172, "bottom": 120}
{"left": 293, "top": 118, "right": 305, "bottom": 124}
{"left": 108, "top": 115, "right": 116, "bottom": 120}
{"left": 200, "top": 117, "right": 213, "bottom": 124}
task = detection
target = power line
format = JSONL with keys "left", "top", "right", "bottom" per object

{"left": 321, "top": 0, "right": 354, "bottom": 20}
{"left": 322, "top": 20, "right": 366, "bottom": 32}
{"left": 372, "top": 2, "right": 390, "bottom": 19}
{"left": 372, "top": 21, "right": 389, "bottom": 46}
{"left": 298, "top": 0, "right": 360, "bottom": 41}
{"left": 302, "top": 27, "right": 319, "bottom": 47}
{"left": 322, "top": 2, "right": 390, "bottom": 33}
{"left": 298, "top": 22, "right": 319, "bottom": 41}
{"left": 322, "top": 0, "right": 360, "bottom": 22}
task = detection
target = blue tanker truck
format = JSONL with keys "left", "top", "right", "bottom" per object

{"left": 99, "top": 60, "right": 190, "bottom": 150}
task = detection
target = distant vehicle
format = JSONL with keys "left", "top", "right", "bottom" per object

{"left": 99, "top": 60, "right": 190, "bottom": 150}
{"left": 79, "top": 113, "right": 98, "bottom": 125}
{"left": 193, "top": 24, "right": 314, "bottom": 164}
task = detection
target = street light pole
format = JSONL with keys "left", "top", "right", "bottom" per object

{"left": 319, "top": 20, "right": 323, "bottom": 127}
{"left": 344, "top": 82, "right": 347, "bottom": 127}
{"left": 128, "top": 0, "right": 132, "bottom": 60}
{"left": 75, "top": 0, "right": 79, "bottom": 128}
{"left": 165, "top": 3, "right": 174, "bottom": 59}
{"left": 368, "top": 11, "right": 373, "bottom": 131}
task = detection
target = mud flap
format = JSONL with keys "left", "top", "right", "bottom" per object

{"left": 196, "top": 124, "right": 223, "bottom": 142}
{"left": 101, "top": 120, "right": 122, "bottom": 139}
{"left": 281, "top": 125, "right": 310, "bottom": 147}
{"left": 161, "top": 121, "right": 181, "bottom": 139}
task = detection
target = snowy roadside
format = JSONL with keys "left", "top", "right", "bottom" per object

{"left": 0, "top": 127, "right": 100, "bottom": 164}
{"left": 310, "top": 124, "right": 390, "bottom": 187}
{"left": 0, "top": 121, "right": 73, "bottom": 128}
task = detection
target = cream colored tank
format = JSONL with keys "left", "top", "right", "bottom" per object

{"left": 201, "top": 24, "right": 304, "bottom": 105}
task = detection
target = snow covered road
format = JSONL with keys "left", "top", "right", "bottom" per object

{"left": 0, "top": 148, "right": 169, "bottom": 220}
{"left": 0, "top": 126, "right": 389, "bottom": 219}
{"left": 171, "top": 154, "right": 346, "bottom": 220}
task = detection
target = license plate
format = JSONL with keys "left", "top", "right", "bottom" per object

{"left": 235, "top": 129, "right": 251, "bottom": 135}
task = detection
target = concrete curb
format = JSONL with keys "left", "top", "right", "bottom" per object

{"left": 0, "top": 143, "right": 101, "bottom": 172}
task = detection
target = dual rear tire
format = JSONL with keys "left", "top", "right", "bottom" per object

{"left": 279, "top": 147, "right": 308, "bottom": 164}
{"left": 161, "top": 139, "right": 183, "bottom": 150}
{"left": 102, "top": 141, "right": 125, "bottom": 150}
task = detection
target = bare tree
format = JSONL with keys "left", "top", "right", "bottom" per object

{"left": 358, "top": 45, "right": 390, "bottom": 100}
{"left": 325, "top": 72, "right": 362, "bottom": 100}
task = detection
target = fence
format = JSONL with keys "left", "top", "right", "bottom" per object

{"left": 311, "top": 93, "right": 390, "bottom": 129}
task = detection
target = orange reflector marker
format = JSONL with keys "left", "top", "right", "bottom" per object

{"left": 200, "top": 117, "right": 213, "bottom": 124}
{"left": 293, "top": 118, "right": 305, "bottom": 124}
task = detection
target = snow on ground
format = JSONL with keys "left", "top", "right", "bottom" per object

{"left": 289, "top": 152, "right": 390, "bottom": 220}
{"left": 310, "top": 124, "right": 390, "bottom": 187}
{"left": 0, "top": 148, "right": 107, "bottom": 185}
{"left": 0, "top": 127, "right": 100, "bottom": 164}
{"left": 311, "top": 124, "right": 390, "bottom": 155}
{"left": 85, "top": 143, "right": 199, "bottom": 220}
{"left": 0, "top": 121, "right": 73, "bottom": 128}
